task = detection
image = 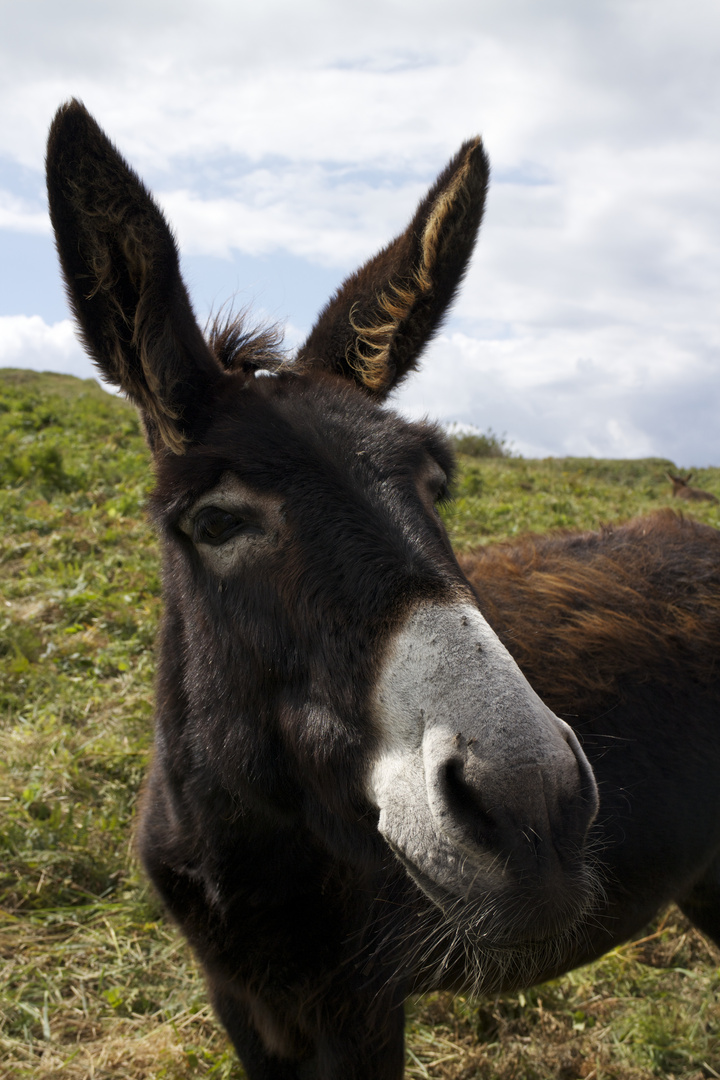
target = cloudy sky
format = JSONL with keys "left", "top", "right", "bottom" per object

{"left": 2, "top": 0, "right": 718, "bottom": 463}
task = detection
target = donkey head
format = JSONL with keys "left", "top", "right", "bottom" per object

{"left": 47, "top": 101, "right": 598, "bottom": 952}
{"left": 667, "top": 472, "right": 693, "bottom": 495}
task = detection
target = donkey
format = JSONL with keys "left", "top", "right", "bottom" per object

{"left": 666, "top": 471, "right": 719, "bottom": 504}
{"left": 47, "top": 101, "right": 720, "bottom": 1079}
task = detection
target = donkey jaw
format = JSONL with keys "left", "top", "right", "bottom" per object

{"left": 368, "top": 602, "right": 599, "bottom": 936}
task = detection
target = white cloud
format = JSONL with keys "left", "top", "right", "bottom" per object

{"left": 394, "top": 331, "right": 720, "bottom": 466}
{"left": 4, "top": 2, "right": 716, "bottom": 171}
{"left": 0, "top": 190, "right": 50, "bottom": 234}
{"left": 0, "top": 316, "right": 94, "bottom": 379}
{"left": 159, "top": 171, "right": 427, "bottom": 265}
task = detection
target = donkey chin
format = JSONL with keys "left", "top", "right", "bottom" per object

{"left": 368, "top": 600, "right": 601, "bottom": 952}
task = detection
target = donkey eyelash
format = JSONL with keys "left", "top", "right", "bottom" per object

{"left": 192, "top": 507, "right": 263, "bottom": 546}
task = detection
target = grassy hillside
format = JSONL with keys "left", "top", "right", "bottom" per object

{"left": 1, "top": 369, "right": 718, "bottom": 1079}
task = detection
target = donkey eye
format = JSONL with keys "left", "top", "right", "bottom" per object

{"left": 193, "top": 507, "right": 261, "bottom": 546}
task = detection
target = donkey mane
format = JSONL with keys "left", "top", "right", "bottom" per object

{"left": 206, "top": 310, "right": 286, "bottom": 374}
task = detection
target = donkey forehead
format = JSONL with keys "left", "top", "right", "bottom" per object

{"left": 157, "top": 376, "right": 454, "bottom": 511}
{"left": 232, "top": 373, "right": 453, "bottom": 467}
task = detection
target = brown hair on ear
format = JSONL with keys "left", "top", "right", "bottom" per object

{"left": 295, "top": 138, "right": 489, "bottom": 398}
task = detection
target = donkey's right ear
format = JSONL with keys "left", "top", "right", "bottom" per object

{"left": 46, "top": 100, "right": 225, "bottom": 454}
{"left": 295, "top": 138, "right": 489, "bottom": 398}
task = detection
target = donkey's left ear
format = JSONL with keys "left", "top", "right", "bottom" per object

{"left": 295, "top": 138, "right": 489, "bottom": 398}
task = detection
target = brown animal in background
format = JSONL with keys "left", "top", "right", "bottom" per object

{"left": 666, "top": 471, "right": 718, "bottom": 503}
{"left": 47, "top": 100, "right": 720, "bottom": 1080}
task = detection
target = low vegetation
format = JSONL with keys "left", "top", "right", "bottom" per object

{"left": 447, "top": 428, "right": 511, "bottom": 460}
{"left": 1, "top": 369, "right": 719, "bottom": 1079}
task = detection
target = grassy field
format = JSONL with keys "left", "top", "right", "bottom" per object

{"left": 1, "top": 368, "right": 719, "bottom": 1080}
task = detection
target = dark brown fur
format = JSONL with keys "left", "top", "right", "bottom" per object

{"left": 46, "top": 101, "right": 720, "bottom": 1080}
{"left": 460, "top": 510, "right": 720, "bottom": 712}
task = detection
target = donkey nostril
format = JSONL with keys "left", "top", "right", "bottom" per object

{"left": 441, "top": 758, "right": 497, "bottom": 849}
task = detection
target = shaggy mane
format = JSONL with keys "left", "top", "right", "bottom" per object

{"left": 206, "top": 310, "right": 287, "bottom": 374}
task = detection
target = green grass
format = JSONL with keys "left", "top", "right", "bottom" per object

{"left": 444, "top": 455, "right": 720, "bottom": 548}
{"left": 1, "top": 368, "right": 719, "bottom": 1079}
